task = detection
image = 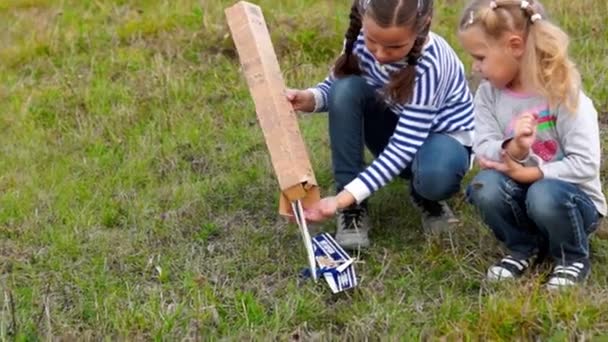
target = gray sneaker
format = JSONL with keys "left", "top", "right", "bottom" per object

{"left": 335, "top": 204, "right": 371, "bottom": 250}
{"left": 410, "top": 194, "right": 459, "bottom": 234}
{"left": 420, "top": 201, "right": 459, "bottom": 233}
{"left": 594, "top": 217, "right": 608, "bottom": 240}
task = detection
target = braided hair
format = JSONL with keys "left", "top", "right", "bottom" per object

{"left": 333, "top": 0, "right": 434, "bottom": 103}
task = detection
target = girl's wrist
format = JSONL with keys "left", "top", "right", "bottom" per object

{"left": 503, "top": 138, "right": 530, "bottom": 161}
{"left": 504, "top": 148, "right": 529, "bottom": 164}
{"left": 336, "top": 190, "right": 356, "bottom": 209}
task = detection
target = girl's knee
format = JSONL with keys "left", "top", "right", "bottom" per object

{"left": 466, "top": 170, "right": 508, "bottom": 208}
{"left": 328, "top": 76, "right": 369, "bottom": 110}
{"left": 413, "top": 168, "right": 462, "bottom": 201}
{"left": 526, "top": 179, "right": 563, "bottom": 222}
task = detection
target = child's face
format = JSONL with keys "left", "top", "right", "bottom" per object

{"left": 458, "top": 26, "right": 523, "bottom": 90}
{"left": 362, "top": 15, "right": 417, "bottom": 64}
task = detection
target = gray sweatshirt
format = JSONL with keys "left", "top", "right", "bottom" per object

{"left": 474, "top": 81, "right": 607, "bottom": 215}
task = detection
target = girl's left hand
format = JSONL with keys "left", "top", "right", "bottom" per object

{"left": 477, "top": 152, "right": 522, "bottom": 174}
{"left": 478, "top": 151, "right": 542, "bottom": 183}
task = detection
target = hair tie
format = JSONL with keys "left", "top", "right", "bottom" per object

{"left": 407, "top": 55, "right": 418, "bottom": 66}
{"left": 360, "top": 0, "right": 371, "bottom": 9}
{"left": 530, "top": 13, "right": 542, "bottom": 22}
{"left": 520, "top": 0, "right": 530, "bottom": 9}
{"left": 467, "top": 10, "right": 475, "bottom": 25}
{"left": 489, "top": 1, "right": 498, "bottom": 9}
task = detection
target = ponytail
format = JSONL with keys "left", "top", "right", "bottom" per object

{"left": 460, "top": 0, "right": 580, "bottom": 111}
{"left": 523, "top": 19, "right": 580, "bottom": 112}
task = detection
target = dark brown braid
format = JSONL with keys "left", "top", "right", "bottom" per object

{"left": 387, "top": 0, "right": 434, "bottom": 103}
{"left": 333, "top": 0, "right": 434, "bottom": 104}
{"left": 333, "top": 0, "right": 363, "bottom": 77}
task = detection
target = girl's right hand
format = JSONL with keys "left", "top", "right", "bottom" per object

{"left": 514, "top": 112, "right": 538, "bottom": 150}
{"left": 285, "top": 89, "right": 316, "bottom": 113}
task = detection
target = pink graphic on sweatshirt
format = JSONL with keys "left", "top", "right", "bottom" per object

{"left": 532, "top": 139, "right": 559, "bottom": 161}
{"left": 505, "top": 105, "right": 561, "bottom": 161}
{"left": 504, "top": 104, "right": 548, "bottom": 137}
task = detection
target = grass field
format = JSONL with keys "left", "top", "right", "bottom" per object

{"left": 1, "top": 0, "right": 608, "bottom": 339}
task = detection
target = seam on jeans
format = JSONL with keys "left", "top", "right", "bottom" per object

{"left": 573, "top": 194, "right": 600, "bottom": 234}
{"left": 566, "top": 196, "right": 588, "bottom": 258}
{"left": 500, "top": 178, "right": 536, "bottom": 256}
{"left": 502, "top": 179, "right": 529, "bottom": 229}
{"left": 412, "top": 142, "right": 422, "bottom": 190}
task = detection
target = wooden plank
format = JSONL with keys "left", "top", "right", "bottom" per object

{"left": 225, "top": 1, "right": 320, "bottom": 215}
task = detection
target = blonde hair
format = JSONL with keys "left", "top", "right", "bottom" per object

{"left": 459, "top": 0, "right": 580, "bottom": 112}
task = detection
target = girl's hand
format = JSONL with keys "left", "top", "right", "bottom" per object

{"left": 285, "top": 89, "right": 316, "bottom": 113}
{"left": 477, "top": 153, "right": 522, "bottom": 175}
{"left": 479, "top": 152, "right": 542, "bottom": 183}
{"left": 303, "top": 196, "right": 339, "bottom": 223}
{"left": 477, "top": 157, "right": 495, "bottom": 170}
{"left": 513, "top": 112, "right": 538, "bottom": 150}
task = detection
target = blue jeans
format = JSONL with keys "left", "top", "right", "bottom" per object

{"left": 466, "top": 170, "right": 600, "bottom": 263}
{"left": 327, "top": 76, "right": 470, "bottom": 202}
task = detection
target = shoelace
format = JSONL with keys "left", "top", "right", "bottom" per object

{"left": 341, "top": 208, "right": 365, "bottom": 230}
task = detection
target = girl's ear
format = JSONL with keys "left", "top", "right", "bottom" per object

{"left": 506, "top": 34, "right": 525, "bottom": 58}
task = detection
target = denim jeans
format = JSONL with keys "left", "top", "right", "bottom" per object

{"left": 327, "top": 75, "right": 470, "bottom": 202}
{"left": 466, "top": 169, "right": 600, "bottom": 263}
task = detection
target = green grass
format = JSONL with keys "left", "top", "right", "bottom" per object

{"left": 1, "top": 0, "right": 608, "bottom": 339}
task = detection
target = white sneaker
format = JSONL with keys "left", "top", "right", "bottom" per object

{"left": 546, "top": 260, "right": 590, "bottom": 290}
{"left": 487, "top": 255, "right": 531, "bottom": 281}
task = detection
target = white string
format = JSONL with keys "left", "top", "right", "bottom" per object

{"left": 291, "top": 200, "right": 317, "bottom": 282}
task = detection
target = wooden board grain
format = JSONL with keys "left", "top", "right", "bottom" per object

{"left": 225, "top": 1, "right": 320, "bottom": 214}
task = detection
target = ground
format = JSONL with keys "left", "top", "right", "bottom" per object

{"left": 1, "top": 0, "right": 608, "bottom": 339}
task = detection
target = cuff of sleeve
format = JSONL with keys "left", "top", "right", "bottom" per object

{"left": 343, "top": 178, "right": 372, "bottom": 204}
{"left": 307, "top": 87, "right": 325, "bottom": 113}
{"left": 477, "top": 140, "right": 505, "bottom": 162}
{"left": 500, "top": 137, "right": 514, "bottom": 149}
{"left": 538, "top": 162, "right": 557, "bottom": 179}
{"left": 522, "top": 153, "right": 543, "bottom": 167}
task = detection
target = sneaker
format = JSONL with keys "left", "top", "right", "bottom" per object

{"left": 335, "top": 204, "right": 371, "bottom": 250}
{"left": 546, "top": 260, "right": 590, "bottom": 290}
{"left": 410, "top": 194, "right": 459, "bottom": 234}
{"left": 487, "top": 255, "right": 532, "bottom": 281}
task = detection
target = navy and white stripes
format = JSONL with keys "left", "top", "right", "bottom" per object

{"left": 309, "top": 31, "right": 474, "bottom": 202}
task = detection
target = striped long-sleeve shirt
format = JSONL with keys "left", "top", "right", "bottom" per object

{"left": 308, "top": 31, "right": 475, "bottom": 203}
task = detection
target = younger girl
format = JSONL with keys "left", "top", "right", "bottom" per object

{"left": 287, "top": 0, "right": 475, "bottom": 249}
{"left": 460, "top": 0, "right": 606, "bottom": 289}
